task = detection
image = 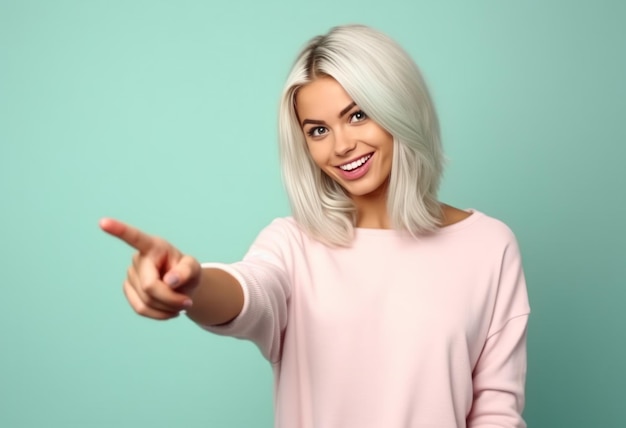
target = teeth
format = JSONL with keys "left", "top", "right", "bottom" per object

{"left": 340, "top": 154, "right": 371, "bottom": 171}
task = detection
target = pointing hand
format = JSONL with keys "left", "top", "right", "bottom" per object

{"left": 100, "top": 218, "right": 201, "bottom": 320}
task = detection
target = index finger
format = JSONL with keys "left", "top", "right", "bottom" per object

{"left": 99, "top": 217, "right": 155, "bottom": 254}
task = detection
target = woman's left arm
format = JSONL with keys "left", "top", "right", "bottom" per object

{"left": 467, "top": 314, "right": 529, "bottom": 428}
{"left": 467, "top": 228, "right": 530, "bottom": 428}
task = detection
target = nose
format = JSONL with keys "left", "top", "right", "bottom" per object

{"left": 333, "top": 129, "right": 357, "bottom": 157}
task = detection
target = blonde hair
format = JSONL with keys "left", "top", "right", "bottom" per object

{"left": 278, "top": 24, "right": 444, "bottom": 246}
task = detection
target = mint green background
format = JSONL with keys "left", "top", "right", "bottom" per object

{"left": 1, "top": 0, "right": 625, "bottom": 427}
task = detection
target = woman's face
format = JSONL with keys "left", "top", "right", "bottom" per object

{"left": 295, "top": 77, "right": 393, "bottom": 202}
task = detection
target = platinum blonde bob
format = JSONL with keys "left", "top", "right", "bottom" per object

{"left": 278, "top": 24, "right": 444, "bottom": 246}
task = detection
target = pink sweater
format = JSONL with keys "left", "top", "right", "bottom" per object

{"left": 202, "top": 210, "right": 530, "bottom": 427}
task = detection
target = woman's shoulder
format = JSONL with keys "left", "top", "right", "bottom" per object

{"left": 439, "top": 204, "right": 473, "bottom": 227}
{"left": 254, "top": 216, "right": 308, "bottom": 244}
{"left": 265, "top": 216, "right": 301, "bottom": 233}
{"left": 438, "top": 204, "right": 519, "bottom": 243}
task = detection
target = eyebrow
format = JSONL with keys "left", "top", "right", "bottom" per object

{"left": 301, "top": 101, "right": 357, "bottom": 127}
{"left": 339, "top": 101, "right": 357, "bottom": 118}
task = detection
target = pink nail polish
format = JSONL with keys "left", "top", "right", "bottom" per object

{"left": 165, "top": 273, "right": 179, "bottom": 287}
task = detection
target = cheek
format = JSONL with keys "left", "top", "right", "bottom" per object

{"left": 307, "top": 143, "right": 322, "bottom": 168}
{"left": 362, "top": 125, "right": 392, "bottom": 146}
{"left": 305, "top": 142, "right": 325, "bottom": 168}
{"left": 378, "top": 131, "right": 394, "bottom": 155}
{"left": 374, "top": 131, "right": 394, "bottom": 171}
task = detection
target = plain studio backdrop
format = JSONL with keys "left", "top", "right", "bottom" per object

{"left": 1, "top": 0, "right": 624, "bottom": 427}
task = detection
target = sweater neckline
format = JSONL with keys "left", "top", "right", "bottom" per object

{"left": 353, "top": 209, "right": 484, "bottom": 238}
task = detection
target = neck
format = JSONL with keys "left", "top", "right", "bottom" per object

{"left": 356, "top": 210, "right": 391, "bottom": 229}
{"left": 353, "top": 185, "right": 390, "bottom": 229}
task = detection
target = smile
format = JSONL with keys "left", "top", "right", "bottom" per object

{"left": 338, "top": 154, "right": 373, "bottom": 171}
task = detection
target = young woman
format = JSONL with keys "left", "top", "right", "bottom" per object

{"left": 101, "top": 24, "right": 530, "bottom": 428}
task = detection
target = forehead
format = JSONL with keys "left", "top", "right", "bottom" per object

{"left": 295, "top": 77, "right": 353, "bottom": 118}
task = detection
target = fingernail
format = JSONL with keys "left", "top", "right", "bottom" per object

{"left": 164, "top": 273, "right": 179, "bottom": 287}
{"left": 183, "top": 299, "right": 193, "bottom": 308}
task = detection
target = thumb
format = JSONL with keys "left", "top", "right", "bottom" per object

{"left": 163, "top": 255, "right": 201, "bottom": 290}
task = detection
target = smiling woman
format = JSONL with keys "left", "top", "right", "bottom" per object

{"left": 296, "top": 76, "right": 394, "bottom": 228}
{"left": 279, "top": 25, "right": 447, "bottom": 245}
{"left": 102, "top": 24, "right": 530, "bottom": 428}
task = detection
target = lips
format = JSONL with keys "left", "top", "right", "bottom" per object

{"left": 335, "top": 152, "right": 374, "bottom": 180}
{"left": 337, "top": 153, "right": 373, "bottom": 171}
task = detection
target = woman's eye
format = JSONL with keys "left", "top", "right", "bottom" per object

{"left": 307, "top": 126, "right": 327, "bottom": 137}
{"left": 350, "top": 110, "right": 367, "bottom": 123}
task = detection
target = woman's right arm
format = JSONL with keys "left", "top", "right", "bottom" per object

{"left": 99, "top": 218, "right": 244, "bottom": 326}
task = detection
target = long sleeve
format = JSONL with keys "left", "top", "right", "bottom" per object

{"left": 467, "top": 231, "right": 530, "bottom": 428}
{"left": 200, "top": 219, "right": 298, "bottom": 363}
{"left": 467, "top": 315, "right": 529, "bottom": 428}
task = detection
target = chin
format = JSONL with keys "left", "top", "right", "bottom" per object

{"left": 341, "top": 181, "right": 388, "bottom": 199}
